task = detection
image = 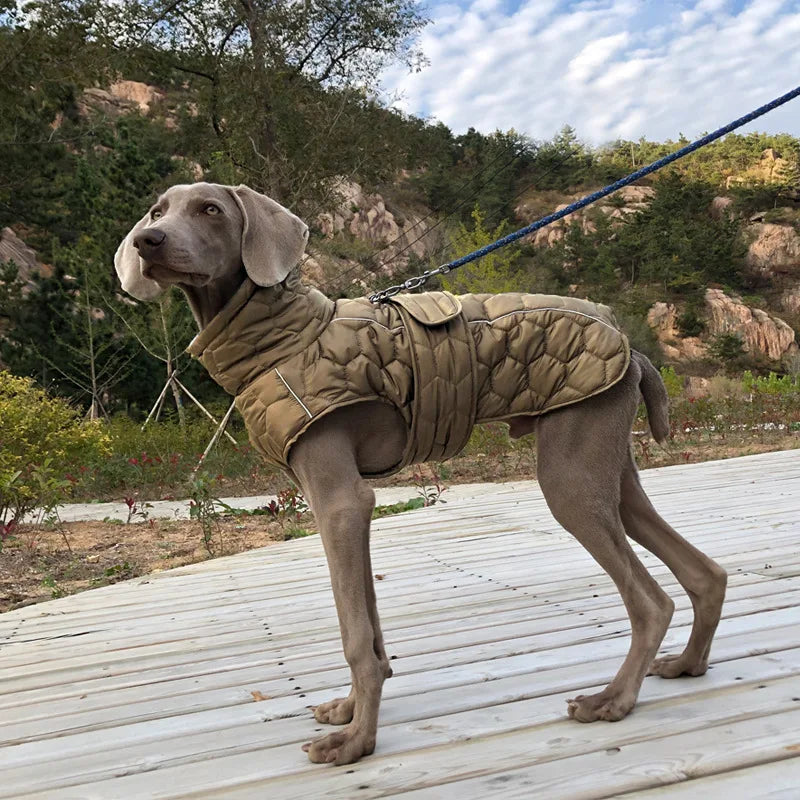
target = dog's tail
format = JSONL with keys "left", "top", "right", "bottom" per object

{"left": 633, "top": 350, "right": 670, "bottom": 443}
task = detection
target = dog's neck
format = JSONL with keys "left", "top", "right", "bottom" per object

{"left": 181, "top": 266, "right": 248, "bottom": 329}
{"left": 182, "top": 266, "right": 334, "bottom": 332}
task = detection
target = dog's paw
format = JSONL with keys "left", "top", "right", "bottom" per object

{"left": 313, "top": 694, "right": 355, "bottom": 725}
{"left": 648, "top": 653, "right": 709, "bottom": 678}
{"left": 302, "top": 726, "right": 375, "bottom": 765}
{"left": 566, "top": 691, "right": 635, "bottom": 722}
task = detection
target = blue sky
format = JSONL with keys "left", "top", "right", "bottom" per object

{"left": 381, "top": 0, "right": 800, "bottom": 144}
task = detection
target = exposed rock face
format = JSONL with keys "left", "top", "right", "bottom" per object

{"left": 79, "top": 81, "right": 166, "bottom": 120}
{"left": 746, "top": 223, "right": 800, "bottom": 276}
{"left": 648, "top": 290, "right": 798, "bottom": 363}
{"left": 78, "top": 88, "right": 138, "bottom": 118}
{"left": 704, "top": 288, "right": 797, "bottom": 361}
{"left": 108, "top": 81, "right": 165, "bottom": 113}
{"left": 317, "top": 181, "right": 442, "bottom": 271}
{"left": 0, "top": 228, "right": 50, "bottom": 280}
{"left": 646, "top": 302, "right": 707, "bottom": 361}
{"left": 516, "top": 185, "right": 655, "bottom": 247}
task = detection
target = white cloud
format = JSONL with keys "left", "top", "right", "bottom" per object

{"left": 383, "top": 0, "right": 800, "bottom": 143}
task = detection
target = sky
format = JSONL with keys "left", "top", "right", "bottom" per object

{"left": 381, "top": 0, "right": 800, "bottom": 145}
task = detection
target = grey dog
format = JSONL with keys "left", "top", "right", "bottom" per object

{"left": 115, "top": 182, "right": 727, "bottom": 766}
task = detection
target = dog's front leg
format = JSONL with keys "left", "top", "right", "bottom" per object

{"left": 291, "top": 436, "right": 388, "bottom": 765}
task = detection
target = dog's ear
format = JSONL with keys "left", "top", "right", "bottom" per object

{"left": 228, "top": 185, "right": 309, "bottom": 287}
{"left": 114, "top": 213, "right": 166, "bottom": 301}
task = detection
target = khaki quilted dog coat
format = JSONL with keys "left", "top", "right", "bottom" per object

{"left": 188, "top": 272, "right": 630, "bottom": 477}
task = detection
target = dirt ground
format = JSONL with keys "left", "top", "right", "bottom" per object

{"left": 0, "top": 515, "right": 308, "bottom": 612}
{"left": 1, "top": 432, "right": 797, "bottom": 613}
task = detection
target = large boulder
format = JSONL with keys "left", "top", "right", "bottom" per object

{"left": 78, "top": 88, "right": 137, "bottom": 118}
{"left": 725, "top": 148, "right": 796, "bottom": 189}
{"left": 779, "top": 285, "right": 800, "bottom": 315}
{"left": 108, "top": 81, "right": 165, "bottom": 113}
{"left": 746, "top": 223, "right": 800, "bottom": 276}
{"left": 0, "top": 228, "right": 50, "bottom": 281}
{"left": 77, "top": 81, "right": 168, "bottom": 124}
{"left": 648, "top": 290, "right": 798, "bottom": 363}
{"left": 709, "top": 196, "right": 734, "bottom": 220}
{"left": 646, "top": 302, "right": 707, "bottom": 361}
{"left": 704, "top": 288, "right": 797, "bottom": 361}
{"left": 316, "top": 181, "right": 442, "bottom": 272}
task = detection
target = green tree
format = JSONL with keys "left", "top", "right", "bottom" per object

{"left": 442, "top": 205, "right": 523, "bottom": 295}
{"left": 550, "top": 171, "right": 746, "bottom": 300}
{"left": 26, "top": 0, "right": 429, "bottom": 211}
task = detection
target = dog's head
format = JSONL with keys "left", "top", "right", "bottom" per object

{"left": 114, "top": 183, "right": 309, "bottom": 301}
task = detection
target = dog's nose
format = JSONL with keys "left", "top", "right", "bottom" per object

{"left": 133, "top": 229, "right": 166, "bottom": 253}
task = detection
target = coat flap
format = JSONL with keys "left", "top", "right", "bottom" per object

{"left": 388, "top": 291, "right": 462, "bottom": 326}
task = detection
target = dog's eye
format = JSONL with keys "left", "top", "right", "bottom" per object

{"left": 150, "top": 209, "right": 162, "bottom": 220}
{"left": 204, "top": 204, "right": 221, "bottom": 215}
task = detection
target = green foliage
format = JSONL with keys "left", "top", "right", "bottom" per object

{"left": 710, "top": 333, "right": 746, "bottom": 366}
{"left": 72, "top": 414, "right": 268, "bottom": 501}
{"left": 742, "top": 370, "right": 800, "bottom": 396}
{"left": 659, "top": 366, "right": 684, "bottom": 399}
{"left": 372, "top": 498, "right": 425, "bottom": 518}
{"left": 676, "top": 306, "right": 706, "bottom": 338}
{"left": 415, "top": 128, "right": 533, "bottom": 224}
{"left": 546, "top": 171, "right": 746, "bottom": 299}
{"left": 600, "top": 131, "right": 800, "bottom": 187}
{"left": 442, "top": 205, "right": 523, "bottom": 294}
{"left": 21, "top": 0, "right": 430, "bottom": 209}
{"left": 187, "top": 471, "right": 223, "bottom": 555}
{"left": 0, "top": 371, "right": 110, "bottom": 523}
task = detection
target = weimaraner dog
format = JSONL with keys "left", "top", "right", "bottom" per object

{"left": 115, "top": 182, "right": 727, "bottom": 765}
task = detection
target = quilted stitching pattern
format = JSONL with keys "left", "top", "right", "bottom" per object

{"left": 189, "top": 281, "right": 629, "bottom": 477}
{"left": 459, "top": 294, "right": 629, "bottom": 421}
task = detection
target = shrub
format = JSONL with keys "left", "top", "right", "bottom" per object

{"left": 676, "top": 306, "right": 706, "bottom": 338}
{"left": 709, "top": 333, "right": 746, "bottom": 366}
{"left": 0, "top": 371, "right": 110, "bottom": 523}
{"left": 659, "top": 366, "right": 684, "bottom": 399}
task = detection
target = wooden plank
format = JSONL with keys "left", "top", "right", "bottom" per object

{"left": 14, "top": 670, "right": 800, "bottom": 799}
{"left": 2, "top": 582, "right": 798, "bottom": 716}
{"left": 3, "top": 529, "right": 797, "bottom": 646}
{"left": 604, "top": 756, "right": 800, "bottom": 799}
{"left": 0, "top": 573, "right": 792, "bottom": 684}
{"left": 374, "top": 712, "right": 800, "bottom": 800}
{"left": 2, "top": 617, "right": 798, "bottom": 748}
{"left": 3, "top": 648, "right": 796, "bottom": 788}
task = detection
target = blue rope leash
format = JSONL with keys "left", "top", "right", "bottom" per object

{"left": 370, "top": 84, "right": 800, "bottom": 303}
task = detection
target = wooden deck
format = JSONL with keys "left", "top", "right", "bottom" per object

{"left": 1, "top": 450, "right": 799, "bottom": 799}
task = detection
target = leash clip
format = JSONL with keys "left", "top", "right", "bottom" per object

{"left": 369, "top": 263, "right": 453, "bottom": 304}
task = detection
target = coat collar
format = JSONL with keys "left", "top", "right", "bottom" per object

{"left": 186, "top": 271, "right": 334, "bottom": 396}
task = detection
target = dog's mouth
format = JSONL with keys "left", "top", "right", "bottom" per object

{"left": 142, "top": 263, "right": 210, "bottom": 286}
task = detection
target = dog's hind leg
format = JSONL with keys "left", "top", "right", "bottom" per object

{"left": 291, "top": 430, "right": 389, "bottom": 765}
{"left": 536, "top": 373, "right": 675, "bottom": 722}
{"left": 619, "top": 450, "right": 727, "bottom": 678}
